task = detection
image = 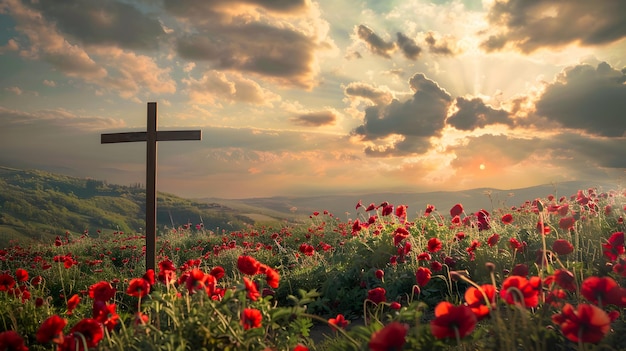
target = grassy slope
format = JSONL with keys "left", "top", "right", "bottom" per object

{"left": 0, "top": 166, "right": 258, "bottom": 246}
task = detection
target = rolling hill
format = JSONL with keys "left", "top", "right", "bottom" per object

{"left": 1, "top": 165, "right": 620, "bottom": 247}
{"left": 0, "top": 166, "right": 255, "bottom": 246}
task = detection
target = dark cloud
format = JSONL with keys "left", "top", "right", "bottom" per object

{"left": 290, "top": 111, "right": 337, "bottom": 127}
{"left": 396, "top": 32, "right": 421, "bottom": 60}
{"left": 176, "top": 24, "right": 316, "bottom": 87}
{"left": 447, "top": 97, "right": 512, "bottom": 131}
{"left": 424, "top": 31, "right": 457, "bottom": 56}
{"left": 164, "top": 0, "right": 308, "bottom": 20}
{"left": 356, "top": 25, "right": 396, "bottom": 58}
{"left": 344, "top": 82, "right": 392, "bottom": 105}
{"left": 352, "top": 73, "right": 452, "bottom": 156}
{"left": 535, "top": 62, "right": 626, "bottom": 137}
{"left": 167, "top": 0, "right": 321, "bottom": 88}
{"left": 556, "top": 133, "right": 626, "bottom": 169}
{"left": 482, "top": 0, "right": 626, "bottom": 53}
{"left": 27, "top": 0, "right": 165, "bottom": 50}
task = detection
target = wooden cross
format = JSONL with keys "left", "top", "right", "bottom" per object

{"left": 101, "top": 102, "right": 201, "bottom": 271}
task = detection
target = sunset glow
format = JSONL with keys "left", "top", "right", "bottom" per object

{"left": 0, "top": 0, "right": 625, "bottom": 198}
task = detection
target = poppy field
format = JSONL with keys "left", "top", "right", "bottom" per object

{"left": 1, "top": 187, "right": 626, "bottom": 350}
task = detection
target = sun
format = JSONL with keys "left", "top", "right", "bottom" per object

{"left": 479, "top": 164, "right": 486, "bottom": 171}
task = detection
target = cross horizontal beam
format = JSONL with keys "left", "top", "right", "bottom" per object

{"left": 101, "top": 130, "right": 202, "bottom": 143}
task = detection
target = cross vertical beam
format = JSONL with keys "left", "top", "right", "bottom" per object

{"left": 101, "top": 102, "right": 202, "bottom": 271}
{"left": 146, "top": 102, "right": 158, "bottom": 272}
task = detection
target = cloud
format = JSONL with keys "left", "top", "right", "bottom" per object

{"left": 396, "top": 32, "right": 422, "bottom": 60}
{"left": 183, "top": 70, "right": 280, "bottom": 106}
{"left": 42, "top": 80, "right": 56, "bottom": 87}
{"left": 1, "top": 0, "right": 175, "bottom": 100}
{"left": 0, "top": 38, "right": 19, "bottom": 53}
{"left": 290, "top": 111, "right": 337, "bottom": 127}
{"left": 176, "top": 25, "right": 316, "bottom": 88}
{"left": 424, "top": 31, "right": 459, "bottom": 56}
{"left": 534, "top": 62, "right": 626, "bottom": 137}
{"left": 355, "top": 25, "right": 396, "bottom": 58}
{"left": 447, "top": 97, "right": 512, "bottom": 131}
{"left": 91, "top": 46, "right": 177, "bottom": 98}
{"left": 343, "top": 82, "right": 393, "bottom": 106}
{"left": 447, "top": 132, "right": 626, "bottom": 188}
{"left": 26, "top": 0, "right": 165, "bottom": 50}
{"left": 167, "top": 0, "right": 329, "bottom": 89}
{"left": 482, "top": 0, "right": 626, "bottom": 53}
{"left": 352, "top": 73, "right": 452, "bottom": 156}
{"left": 5, "top": 87, "right": 22, "bottom": 95}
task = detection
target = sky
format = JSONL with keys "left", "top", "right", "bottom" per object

{"left": 0, "top": 0, "right": 625, "bottom": 199}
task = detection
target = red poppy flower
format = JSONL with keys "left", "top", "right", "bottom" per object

{"left": 328, "top": 314, "right": 349, "bottom": 329}
{"left": 210, "top": 266, "right": 225, "bottom": 280}
{"left": 425, "top": 204, "right": 435, "bottom": 216}
{"left": 126, "top": 278, "right": 151, "bottom": 298}
{"left": 390, "top": 301, "right": 401, "bottom": 310}
{"left": 602, "top": 231, "right": 625, "bottom": 261}
{"left": 476, "top": 209, "right": 491, "bottom": 231}
{"left": 501, "top": 214, "right": 513, "bottom": 224}
{"left": 450, "top": 203, "right": 464, "bottom": 218}
{"left": 298, "top": 243, "right": 315, "bottom": 256}
{"left": 158, "top": 259, "right": 176, "bottom": 272}
{"left": 237, "top": 255, "right": 261, "bottom": 275}
{"left": 88, "top": 281, "right": 116, "bottom": 302}
{"left": 464, "top": 284, "right": 496, "bottom": 320}
{"left": 416, "top": 267, "right": 432, "bottom": 287}
{"left": 430, "top": 302, "right": 477, "bottom": 339}
{"left": 511, "top": 263, "right": 529, "bottom": 277}
{"left": 15, "top": 268, "right": 28, "bottom": 283}
{"left": 69, "top": 318, "right": 104, "bottom": 348}
{"left": 500, "top": 276, "right": 539, "bottom": 308}
{"left": 142, "top": 269, "right": 155, "bottom": 286}
{"left": 368, "top": 322, "right": 408, "bottom": 351}
{"left": 92, "top": 301, "right": 119, "bottom": 331}
{"left": 0, "top": 331, "right": 28, "bottom": 351}
{"left": 427, "top": 237, "right": 443, "bottom": 253}
{"left": 293, "top": 344, "right": 309, "bottom": 351}
{"left": 367, "top": 287, "right": 386, "bottom": 304}
{"left": 351, "top": 219, "right": 362, "bottom": 234}
{"left": 545, "top": 288, "right": 567, "bottom": 307}
{"left": 0, "top": 274, "right": 16, "bottom": 292}
{"left": 241, "top": 308, "right": 262, "bottom": 330}
{"left": 381, "top": 204, "right": 394, "bottom": 216}
{"left": 581, "top": 276, "right": 626, "bottom": 307}
{"left": 37, "top": 315, "right": 67, "bottom": 343}
{"left": 417, "top": 252, "right": 431, "bottom": 261}
{"left": 395, "top": 205, "right": 407, "bottom": 218}
{"left": 67, "top": 294, "right": 81, "bottom": 315}
{"left": 375, "top": 269, "right": 384, "bottom": 280}
{"left": 487, "top": 233, "right": 500, "bottom": 247}
{"left": 508, "top": 238, "right": 524, "bottom": 252}
{"left": 552, "top": 239, "right": 574, "bottom": 256}
{"left": 264, "top": 266, "right": 280, "bottom": 289}
{"left": 243, "top": 277, "right": 260, "bottom": 301}
{"left": 552, "top": 303, "right": 610, "bottom": 343}
{"left": 186, "top": 269, "right": 214, "bottom": 295}
{"left": 430, "top": 260, "right": 443, "bottom": 271}
{"left": 559, "top": 217, "right": 576, "bottom": 230}
{"left": 552, "top": 269, "right": 577, "bottom": 292}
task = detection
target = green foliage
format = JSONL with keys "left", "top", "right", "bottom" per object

{"left": 0, "top": 166, "right": 254, "bottom": 247}
{"left": 0, "top": 181, "right": 625, "bottom": 350}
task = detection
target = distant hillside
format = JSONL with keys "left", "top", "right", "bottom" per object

{"left": 0, "top": 166, "right": 254, "bottom": 246}
{"left": 200, "top": 181, "right": 621, "bottom": 219}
